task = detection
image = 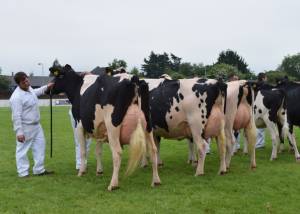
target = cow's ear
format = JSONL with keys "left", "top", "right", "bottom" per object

{"left": 64, "top": 64, "right": 72, "bottom": 71}
{"left": 105, "top": 67, "right": 113, "bottom": 76}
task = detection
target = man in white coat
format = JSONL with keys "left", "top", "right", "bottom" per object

{"left": 9, "top": 72, "right": 54, "bottom": 178}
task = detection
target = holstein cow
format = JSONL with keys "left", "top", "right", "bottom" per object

{"left": 248, "top": 82, "right": 297, "bottom": 161}
{"left": 223, "top": 80, "right": 257, "bottom": 170}
{"left": 49, "top": 62, "right": 161, "bottom": 190}
{"left": 173, "top": 80, "right": 257, "bottom": 171}
{"left": 145, "top": 77, "right": 228, "bottom": 175}
{"left": 275, "top": 77, "right": 300, "bottom": 161}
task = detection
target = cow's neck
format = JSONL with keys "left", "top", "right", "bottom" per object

{"left": 63, "top": 73, "right": 83, "bottom": 105}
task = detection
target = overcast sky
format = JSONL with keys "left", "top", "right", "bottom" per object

{"left": 1, "top": 0, "right": 299, "bottom": 76}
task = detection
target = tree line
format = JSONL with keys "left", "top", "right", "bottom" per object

{"left": 1, "top": 50, "right": 300, "bottom": 93}
{"left": 110, "top": 50, "right": 300, "bottom": 83}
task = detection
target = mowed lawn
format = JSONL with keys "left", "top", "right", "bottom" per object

{"left": 1, "top": 106, "right": 300, "bottom": 214}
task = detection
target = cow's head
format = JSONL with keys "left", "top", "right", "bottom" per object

{"left": 49, "top": 61, "right": 80, "bottom": 95}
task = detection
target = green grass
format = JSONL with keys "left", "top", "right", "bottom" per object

{"left": 1, "top": 106, "right": 300, "bottom": 213}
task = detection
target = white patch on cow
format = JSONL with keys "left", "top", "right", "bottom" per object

{"left": 114, "top": 73, "right": 132, "bottom": 82}
{"left": 101, "top": 87, "right": 104, "bottom": 91}
{"left": 146, "top": 78, "right": 165, "bottom": 91}
{"left": 80, "top": 75, "right": 98, "bottom": 95}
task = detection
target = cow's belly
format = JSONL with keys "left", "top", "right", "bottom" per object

{"left": 204, "top": 106, "right": 224, "bottom": 139}
{"left": 120, "top": 105, "right": 147, "bottom": 144}
{"left": 159, "top": 111, "right": 191, "bottom": 139}
{"left": 233, "top": 104, "right": 251, "bottom": 130}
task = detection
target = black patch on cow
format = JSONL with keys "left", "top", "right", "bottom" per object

{"left": 260, "top": 89, "right": 285, "bottom": 124}
{"left": 192, "top": 80, "right": 227, "bottom": 126}
{"left": 170, "top": 116, "right": 172, "bottom": 119}
{"left": 179, "top": 93, "right": 184, "bottom": 100}
{"left": 282, "top": 112, "right": 285, "bottom": 115}
{"left": 138, "top": 79, "right": 153, "bottom": 132}
{"left": 237, "top": 86, "right": 243, "bottom": 107}
{"left": 201, "top": 115, "right": 204, "bottom": 118}
{"left": 200, "top": 99, "right": 204, "bottom": 103}
{"left": 258, "top": 109, "right": 262, "bottom": 114}
{"left": 276, "top": 80, "right": 300, "bottom": 127}
{"left": 246, "top": 84, "right": 253, "bottom": 105}
{"left": 197, "top": 79, "right": 208, "bottom": 83}
{"left": 149, "top": 80, "right": 180, "bottom": 132}
{"left": 202, "top": 121, "right": 205, "bottom": 124}
{"left": 175, "top": 106, "right": 180, "bottom": 112}
{"left": 198, "top": 103, "right": 201, "bottom": 108}
{"left": 80, "top": 75, "right": 137, "bottom": 132}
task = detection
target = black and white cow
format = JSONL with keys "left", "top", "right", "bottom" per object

{"left": 49, "top": 62, "right": 161, "bottom": 191}
{"left": 275, "top": 78, "right": 300, "bottom": 161}
{"left": 144, "top": 77, "right": 228, "bottom": 175}
{"left": 250, "top": 82, "right": 291, "bottom": 160}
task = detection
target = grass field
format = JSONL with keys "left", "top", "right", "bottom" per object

{"left": 1, "top": 106, "right": 300, "bottom": 213}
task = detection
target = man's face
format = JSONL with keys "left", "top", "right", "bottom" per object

{"left": 19, "top": 77, "right": 30, "bottom": 91}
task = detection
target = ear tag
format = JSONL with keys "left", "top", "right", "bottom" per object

{"left": 54, "top": 71, "right": 59, "bottom": 76}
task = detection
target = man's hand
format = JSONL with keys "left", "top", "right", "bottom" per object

{"left": 47, "top": 82, "right": 54, "bottom": 90}
{"left": 17, "top": 135, "right": 25, "bottom": 143}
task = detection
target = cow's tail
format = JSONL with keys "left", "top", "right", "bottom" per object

{"left": 126, "top": 77, "right": 147, "bottom": 176}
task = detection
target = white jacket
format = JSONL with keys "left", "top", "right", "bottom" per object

{"left": 9, "top": 86, "right": 47, "bottom": 136}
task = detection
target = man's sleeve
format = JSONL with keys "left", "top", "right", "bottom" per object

{"left": 33, "top": 85, "right": 48, "bottom": 97}
{"left": 10, "top": 98, "right": 23, "bottom": 136}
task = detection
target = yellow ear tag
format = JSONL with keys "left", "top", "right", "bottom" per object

{"left": 54, "top": 71, "right": 59, "bottom": 76}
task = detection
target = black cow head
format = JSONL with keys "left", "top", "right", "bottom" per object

{"left": 49, "top": 61, "right": 81, "bottom": 95}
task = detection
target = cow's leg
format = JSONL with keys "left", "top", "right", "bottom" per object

{"left": 145, "top": 131, "right": 161, "bottom": 186}
{"left": 286, "top": 125, "right": 300, "bottom": 162}
{"left": 225, "top": 128, "right": 235, "bottom": 170}
{"left": 155, "top": 136, "right": 163, "bottom": 166}
{"left": 77, "top": 125, "right": 87, "bottom": 176}
{"left": 106, "top": 126, "right": 122, "bottom": 191}
{"left": 244, "top": 119, "right": 257, "bottom": 169}
{"left": 95, "top": 141, "right": 103, "bottom": 176}
{"left": 243, "top": 131, "right": 248, "bottom": 154}
{"left": 187, "top": 138, "right": 198, "bottom": 164}
{"left": 216, "top": 120, "right": 227, "bottom": 175}
{"left": 188, "top": 121, "right": 207, "bottom": 176}
{"left": 263, "top": 118, "right": 280, "bottom": 161}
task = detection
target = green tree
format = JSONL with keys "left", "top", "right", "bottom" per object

{"left": 278, "top": 53, "right": 300, "bottom": 79}
{"left": 206, "top": 63, "right": 239, "bottom": 79}
{"left": 130, "top": 67, "right": 140, "bottom": 76}
{"left": 217, "top": 49, "right": 250, "bottom": 74}
{"left": 265, "top": 70, "right": 296, "bottom": 84}
{"left": 108, "top": 58, "right": 127, "bottom": 70}
{"left": 142, "top": 52, "right": 182, "bottom": 78}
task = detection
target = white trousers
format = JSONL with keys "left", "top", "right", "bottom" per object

{"left": 16, "top": 124, "right": 45, "bottom": 177}
{"left": 256, "top": 128, "right": 265, "bottom": 148}
{"left": 69, "top": 110, "right": 92, "bottom": 170}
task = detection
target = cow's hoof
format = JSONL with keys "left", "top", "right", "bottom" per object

{"left": 158, "top": 163, "right": 164, "bottom": 167}
{"left": 96, "top": 171, "right": 103, "bottom": 176}
{"left": 251, "top": 166, "right": 256, "bottom": 170}
{"left": 108, "top": 186, "right": 120, "bottom": 191}
{"left": 270, "top": 157, "right": 277, "bottom": 161}
{"left": 141, "top": 164, "right": 148, "bottom": 168}
{"left": 77, "top": 171, "right": 86, "bottom": 177}
{"left": 187, "top": 160, "right": 193, "bottom": 164}
{"left": 195, "top": 173, "right": 204, "bottom": 177}
{"left": 152, "top": 182, "right": 161, "bottom": 187}
{"left": 219, "top": 171, "right": 227, "bottom": 175}
{"left": 296, "top": 157, "right": 300, "bottom": 162}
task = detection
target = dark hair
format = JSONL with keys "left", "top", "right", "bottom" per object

{"left": 14, "top": 72, "right": 28, "bottom": 85}
{"left": 257, "top": 72, "right": 266, "bottom": 81}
